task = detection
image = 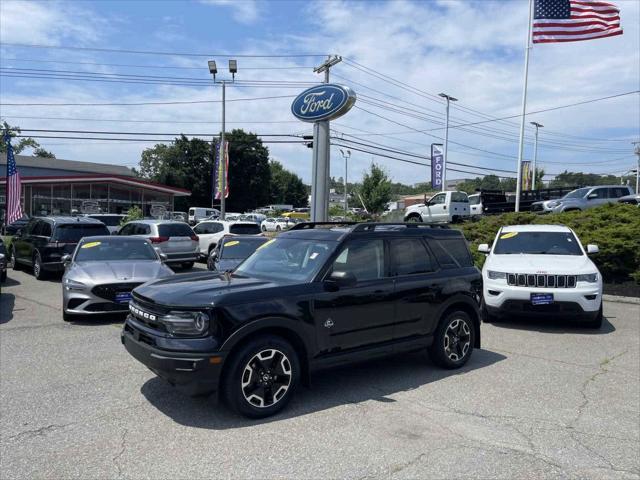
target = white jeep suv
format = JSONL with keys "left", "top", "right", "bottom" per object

{"left": 479, "top": 225, "right": 603, "bottom": 328}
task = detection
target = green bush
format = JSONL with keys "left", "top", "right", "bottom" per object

{"left": 457, "top": 203, "right": 640, "bottom": 284}
{"left": 120, "top": 206, "right": 143, "bottom": 226}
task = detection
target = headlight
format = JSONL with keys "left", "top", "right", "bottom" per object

{"left": 159, "top": 310, "right": 210, "bottom": 336}
{"left": 64, "top": 278, "right": 86, "bottom": 291}
{"left": 577, "top": 273, "right": 598, "bottom": 283}
{"left": 546, "top": 201, "right": 560, "bottom": 208}
{"left": 487, "top": 271, "right": 507, "bottom": 280}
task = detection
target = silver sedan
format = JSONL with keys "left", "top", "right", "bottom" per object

{"left": 62, "top": 236, "right": 174, "bottom": 322}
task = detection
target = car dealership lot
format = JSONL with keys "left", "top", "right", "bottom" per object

{"left": 1, "top": 268, "right": 638, "bottom": 479}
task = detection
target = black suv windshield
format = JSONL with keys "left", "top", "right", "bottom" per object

{"left": 494, "top": 231, "right": 583, "bottom": 255}
{"left": 75, "top": 239, "right": 157, "bottom": 262}
{"left": 53, "top": 224, "right": 110, "bottom": 242}
{"left": 235, "top": 237, "right": 335, "bottom": 282}
{"left": 220, "top": 237, "right": 268, "bottom": 259}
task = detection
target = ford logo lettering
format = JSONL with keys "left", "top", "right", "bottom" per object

{"left": 291, "top": 84, "right": 356, "bottom": 122}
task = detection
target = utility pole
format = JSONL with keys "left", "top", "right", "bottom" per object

{"left": 340, "top": 149, "right": 351, "bottom": 212}
{"left": 633, "top": 142, "right": 640, "bottom": 194}
{"left": 438, "top": 93, "right": 457, "bottom": 192}
{"left": 530, "top": 121, "right": 543, "bottom": 190}
{"left": 310, "top": 55, "right": 342, "bottom": 222}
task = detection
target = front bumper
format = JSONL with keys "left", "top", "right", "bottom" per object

{"left": 121, "top": 317, "right": 223, "bottom": 396}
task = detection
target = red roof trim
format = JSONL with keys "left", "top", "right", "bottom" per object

{"left": 0, "top": 174, "right": 191, "bottom": 195}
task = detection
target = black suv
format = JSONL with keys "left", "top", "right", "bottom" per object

{"left": 122, "top": 223, "right": 482, "bottom": 418}
{"left": 10, "top": 216, "right": 110, "bottom": 279}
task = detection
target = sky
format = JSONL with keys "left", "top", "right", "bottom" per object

{"left": 1, "top": 0, "right": 639, "bottom": 186}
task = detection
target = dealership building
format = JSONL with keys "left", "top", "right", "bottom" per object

{"left": 1, "top": 154, "right": 190, "bottom": 219}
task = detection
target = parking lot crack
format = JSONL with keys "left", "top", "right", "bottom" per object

{"left": 7, "top": 423, "right": 71, "bottom": 442}
{"left": 112, "top": 428, "right": 129, "bottom": 478}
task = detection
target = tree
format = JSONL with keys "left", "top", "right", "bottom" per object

{"left": 226, "top": 129, "right": 271, "bottom": 212}
{"left": 1, "top": 121, "right": 51, "bottom": 156}
{"left": 33, "top": 147, "right": 56, "bottom": 158}
{"left": 269, "top": 160, "right": 308, "bottom": 207}
{"left": 357, "top": 163, "right": 392, "bottom": 215}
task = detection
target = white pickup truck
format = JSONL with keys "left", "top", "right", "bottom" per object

{"left": 403, "top": 191, "right": 470, "bottom": 224}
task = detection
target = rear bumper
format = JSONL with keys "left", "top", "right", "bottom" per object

{"left": 164, "top": 252, "right": 199, "bottom": 264}
{"left": 121, "top": 320, "right": 223, "bottom": 396}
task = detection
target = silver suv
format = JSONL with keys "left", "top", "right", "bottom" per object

{"left": 531, "top": 185, "right": 633, "bottom": 213}
{"left": 117, "top": 220, "right": 199, "bottom": 269}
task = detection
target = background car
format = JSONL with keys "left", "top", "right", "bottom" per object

{"left": 86, "top": 214, "right": 126, "bottom": 234}
{"left": 62, "top": 236, "right": 174, "bottom": 322}
{"left": 260, "top": 217, "right": 292, "bottom": 232}
{"left": 0, "top": 238, "right": 7, "bottom": 283}
{"left": 117, "top": 220, "right": 199, "bottom": 269}
{"left": 188, "top": 207, "right": 220, "bottom": 225}
{"left": 404, "top": 191, "right": 470, "bottom": 224}
{"left": 207, "top": 234, "right": 269, "bottom": 271}
{"left": 531, "top": 185, "right": 633, "bottom": 213}
{"left": 10, "top": 217, "right": 110, "bottom": 280}
{"left": 618, "top": 193, "right": 640, "bottom": 205}
{"left": 193, "top": 220, "right": 262, "bottom": 257}
{"left": 0, "top": 217, "right": 29, "bottom": 236}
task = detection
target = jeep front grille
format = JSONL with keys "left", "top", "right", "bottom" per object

{"left": 507, "top": 273, "right": 576, "bottom": 288}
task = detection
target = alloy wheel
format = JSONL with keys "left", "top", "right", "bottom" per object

{"left": 34, "top": 254, "right": 42, "bottom": 278}
{"left": 241, "top": 349, "right": 292, "bottom": 408}
{"left": 443, "top": 318, "right": 471, "bottom": 362}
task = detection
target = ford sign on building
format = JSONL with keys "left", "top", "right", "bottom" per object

{"left": 291, "top": 84, "right": 356, "bottom": 122}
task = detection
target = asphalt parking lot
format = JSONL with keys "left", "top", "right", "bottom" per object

{"left": 1, "top": 265, "right": 638, "bottom": 479}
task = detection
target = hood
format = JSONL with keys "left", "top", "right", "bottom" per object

{"left": 405, "top": 203, "right": 425, "bottom": 213}
{"left": 484, "top": 254, "right": 597, "bottom": 275}
{"left": 67, "top": 260, "right": 173, "bottom": 284}
{"left": 133, "top": 271, "right": 284, "bottom": 307}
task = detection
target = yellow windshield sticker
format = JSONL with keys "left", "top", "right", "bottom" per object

{"left": 500, "top": 232, "right": 518, "bottom": 240}
{"left": 81, "top": 241, "right": 101, "bottom": 249}
{"left": 224, "top": 240, "right": 240, "bottom": 247}
{"left": 257, "top": 239, "right": 276, "bottom": 250}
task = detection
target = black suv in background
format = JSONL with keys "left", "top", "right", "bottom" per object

{"left": 123, "top": 222, "right": 482, "bottom": 418}
{"left": 10, "top": 217, "right": 110, "bottom": 279}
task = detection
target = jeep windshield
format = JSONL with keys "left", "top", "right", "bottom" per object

{"left": 234, "top": 237, "right": 334, "bottom": 282}
{"left": 494, "top": 231, "right": 583, "bottom": 256}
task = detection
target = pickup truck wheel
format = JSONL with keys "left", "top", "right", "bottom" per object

{"left": 406, "top": 214, "right": 422, "bottom": 223}
{"left": 33, "top": 252, "right": 47, "bottom": 280}
{"left": 223, "top": 335, "right": 300, "bottom": 419}
{"left": 428, "top": 311, "right": 474, "bottom": 369}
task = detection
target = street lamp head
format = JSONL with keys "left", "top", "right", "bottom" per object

{"left": 347, "top": 149, "right": 351, "bottom": 156}
{"left": 229, "top": 59, "right": 238, "bottom": 74}
{"left": 530, "top": 121, "right": 544, "bottom": 128}
{"left": 208, "top": 60, "right": 217, "bottom": 76}
{"left": 438, "top": 93, "right": 458, "bottom": 102}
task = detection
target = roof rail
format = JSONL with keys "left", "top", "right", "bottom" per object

{"left": 351, "top": 222, "right": 450, "bottom": 232}
{"left": 288, "top": 221, "right": 358, "bottom": 231}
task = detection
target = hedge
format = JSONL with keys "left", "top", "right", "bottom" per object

{"left": 456, "top": 203, "right": 640, "bottom": 284}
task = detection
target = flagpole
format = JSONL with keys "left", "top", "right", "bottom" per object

{"left": 515, "top": 0, "right": 534, "bottom": 213}
{"left": 3, "top": 130, "right": 9, "bottom": 227}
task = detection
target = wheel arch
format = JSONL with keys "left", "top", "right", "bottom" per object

{"left": 436, "top": 296, "right": 481, "bottom": 348}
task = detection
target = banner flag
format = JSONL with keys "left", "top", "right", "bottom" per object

{"left": 213, "top": 140, "right": 229, "bottom": 200}
{"left": 522, "top": 161, "right": 533, "bottom": 190}
{"left": 431, "top": 144, "right": 444, "bottom": 190}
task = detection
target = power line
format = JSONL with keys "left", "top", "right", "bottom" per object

{"left": 16, "top": 134, "right": 307, "bottom": 144}
{"left": 0, "top": 94, "right": 295, "bottom": 106}
{"left": 18, "top": 128, "right": 303, "bottom": 137}
{"left": 3, "top": 115, "right": 300, "bottom": 125}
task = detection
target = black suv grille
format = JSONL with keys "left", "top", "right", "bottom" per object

{"left": 507, "top": 273, "right": 576, "bottom": 288}
{"left": 92, "top": 283, "right": 142, "bottom": 301}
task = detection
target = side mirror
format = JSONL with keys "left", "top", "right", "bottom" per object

{"left": 477, "top": 243, "right": 490, "bottom": 254}
{"left": 62, "top": 254, "right": 72, "bottom": 265}
{"left": 326, "top": 270, "right": 357, "bottom": 289}
{"left": 587, "top": 244, "right": 599, "bottom": 254}
{"left": 587, "top": 193, "right": 598, "bottom": 200}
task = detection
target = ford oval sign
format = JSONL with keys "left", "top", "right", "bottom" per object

{"left": 291, "top": 84, "right": 356, "bottom": 122}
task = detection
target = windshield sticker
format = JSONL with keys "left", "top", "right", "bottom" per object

{"left": 500, "top": 232, "right": 518, "bottom": 240}
{"left": 224, "top": 240, "right": 240, "bottom": 247}
{"left": 81, "top": 241, "right": 101, "bottom": 249}
{"left": 257, "top": 239, "right": 276, "bottom": 250}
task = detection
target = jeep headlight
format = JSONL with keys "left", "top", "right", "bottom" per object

{"left": 487, "top": 271, "right": 507, "bottom": 280}
{"left": 64, "top": 278, "right": 86, "bottom": 291}
{"left": 577, "top": 273, "right": 598, "bottom": 283}
{"left": 546, "top": 200, "right": 560, "bottom": 208}
{"left": 160, "top": 311, "right": 210, "bottom": 336}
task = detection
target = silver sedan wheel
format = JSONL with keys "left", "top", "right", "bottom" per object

{"left": 443, "top": 318, "right": 471, "bottom": 362}
{"left": 241, "top": 349, "right": 292, "bottom": 408}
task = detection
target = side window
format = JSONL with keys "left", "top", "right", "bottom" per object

{"left": 390, "top": 238, "right": 434, "bottom": 276}
{"left": 329, "top": 239, "right": 384, "bottom": 282}
{"left": 24, "top": 219, "right": 38, "bottom": 235}
{"left": 131, "top": 224, "right": 144, "bottom": 235}
{"left": 211, "top": 223, "right": 224, "bottom": 233}
{"left": 40, "top": 222, "right": 52, "bottom": 238}
{"left": 608, "top": 187, "right": 627, "bottom": 199}
{"left": 193, "top": 223, "right": 208, "bottom": 234}
{"left": 428, "top": 238, "right": 473, "bottom": 269}
{"left": 430, "top": 193, "right": 446, "bottom": 205}
{"left": 119, "top": 224, "right": 133, "bottom": 235}
{"left": 590, "top": 188, "right": 607, "bottom": 199}
{"left": 31, "top": 221, "right": 44, "bottom": 236}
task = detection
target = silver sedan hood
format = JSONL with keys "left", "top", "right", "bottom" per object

{"left": 66, "top": 260, "right": 174, "bottom": 284}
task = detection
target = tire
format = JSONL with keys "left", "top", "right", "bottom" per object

{"left": 33, "top": 252, "right": 47, "bottom": 280}
{"left": 405, "top": 214, "right": 422, "bottom": 223}
{"left": 182, "top": 262, "right": 194, "bottom": 270}
{"left": 583, "top": 305, "right": 603, "bottom": 329}
{"left": 223, "top": 335, "right": 300, "bottom": 419}
{"left": 261, "top": 226, "right": 267, "bottom": 232}
{"left": 63, "top": 311, "right": 75, "bottom": 322}
{"left": 428, "top": 310, "right": 475, "bottom": 369}
{"left": 10, "top": 248, "right": 21, "bottom": 271}
{"left": 276, "top": 226, "right": 281, "bottom": 232}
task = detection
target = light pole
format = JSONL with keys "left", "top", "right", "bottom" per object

{"left": 438, "top": 93, "right": 457, "bottom": 192}
{"left": 634, "top": 142, "right": 640, "bottom": 194}
{"left": 339, "top": 148, "right": 351, "bottom": 212}
{"left": 208, "top": 59, "right": 237, "bottom": 220}
{"left": 530, "top": 121, "right": 543, "bottom": 190}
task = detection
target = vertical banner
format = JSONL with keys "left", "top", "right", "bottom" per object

{"left": 521, "top": 161, "right": 532, "bottom": 190}
{"left": 431, "top": 143, "right": 444, "bottom": 190}
{"left": 213, "top": 140, "right": 229, "bottom": 200}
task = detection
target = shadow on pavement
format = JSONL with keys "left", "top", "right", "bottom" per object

{"left": 140, "top": 348, "right": 506, "bottom": 430}
{"left": 0, "top": 293, "right": 16, "bottom": 324}
{"left": 486, "top": 315, "right": 615, "bottom": 335}
{"left": 67, "top": 313, "right": 127, "bottom": 326}
{"left": 1, "top": 276, "right": 21, "bottom": 287}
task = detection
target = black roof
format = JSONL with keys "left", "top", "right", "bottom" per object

{"left": 34, "top": 216, "right": 107, "bottom": 225}
{"left": 281, "top": 222, "right": 463, "bottom": 242}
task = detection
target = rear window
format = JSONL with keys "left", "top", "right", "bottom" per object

{"left": 230, "top": 224, "right": 262, "bottom": 235}
{"left": 53, "top": 224, "right": 110, "bottom": 242}
{"left": 451, "top": 192, "right": 469, "bottom": 203}
{"left": 158, "top": 223, "right": 195, "bottom": 237}
{"left": 89, "top": 215, "right": 122, "bottom": 226}
{"left": 428, "top": 238, "right": 473, "bottom": 268}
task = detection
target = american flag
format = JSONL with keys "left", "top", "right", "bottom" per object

{"left": 4, "top": 134, "right": 24, "bottom": 225}
{"left": 533, "top": 0, "right": 623, "bottom": 43}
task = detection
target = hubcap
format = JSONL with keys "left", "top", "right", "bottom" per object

{"left": 34, "top": 257, "right": 41, "bottom": 276}
{"left": 444, "top": 318, "right": 471, "bottom": 362}
{"left": 241, "top": 349, "right": 292, "bottom": 408}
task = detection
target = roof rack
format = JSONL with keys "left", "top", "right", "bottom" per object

{"left": 288, "top": 221, "right": 358, "bottom": 231}
{"left": 351, "top": 223, "right": 450, "bottom": 232}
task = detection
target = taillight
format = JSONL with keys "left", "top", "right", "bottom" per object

{"left": 149, "top": 236, "right": 169, "bottom": 243}
{"left": 190, "top": 235, "right": 199, "bottom": 241}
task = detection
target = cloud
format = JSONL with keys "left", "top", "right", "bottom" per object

{"left": 200, "top": 0, "right": 261, "bottom": 24}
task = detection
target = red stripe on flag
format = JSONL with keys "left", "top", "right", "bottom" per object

{"left": 534, "top": 26, "right": 621, "bottom": 35}
{"left": 533, "top": 29, "right": 623, "bottom": 43}
{"left": 534, "top": 20, "right": 620, "bottom": 28}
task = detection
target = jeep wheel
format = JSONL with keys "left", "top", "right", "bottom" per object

{"left": 223, "top": 335, "right": 299, "bottom": 418}
{"left": 583, "top": 305, "right": 603, "bottom": 329}
{"left": 428, "top": 311, "right": 475, "bottom": 369}
{"left": 406, "top": 214, "right": 422, "bottom": 223}
{"left": 33, "top": 252, "right": 47, "bottom": 280}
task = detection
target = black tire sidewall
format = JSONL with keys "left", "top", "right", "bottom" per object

{"left": 34, "top": 252, "right": 44, "bottom": 280}
{"left": 429, "top": 311, "right": 475, "bottom": 369}
{"left": 223, "top": 335, "right": 300, "bottom": 419}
